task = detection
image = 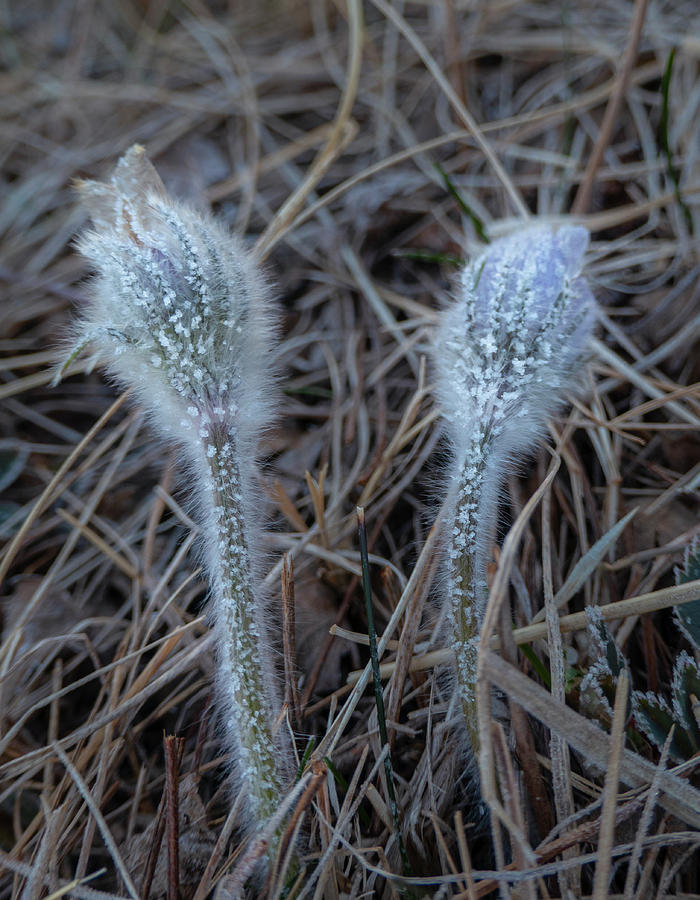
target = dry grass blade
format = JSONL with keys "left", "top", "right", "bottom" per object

{"left": 478, "top": 453, "right": 560, "bottom": 823}
{"left": 480, "top": 652, "right": 700, "bottom": 829}
{"left": 314, "top": 512, "right": 443, "bottom": 762}
{"left": 572, "top": 0, "right": 650, "bottom": 214}
{"left": 369, "top": 0, "right": 530, "bottom": 220}
{"left": 52, "top": 744, "right": 138, "bottom": 899}
{"left": 532, "top": 507, "right": 638, "bottom": 622}
{"left": 281, "top": 553, "right": 301, "bottom": 728}
{"left": 0, "top": 392, "right": 129, "bottom": 591}
{"left": 542, "top": 484, "right": 577, "bottom": 898}
{"left": 3, "top": 1, "right": 700, "bottom": 895}
{"left": 621, "top": 728, "right": 675, "bottom": 899}
{"left": 0, "top": 852, "right": 112, "bottom": 900}
{"left": 164, "top": 736, "right": 184, "bottom": 900}
{"left": 253, "top": 0, "right": 363, "bottom": 259}
{"left": 344, "top": 577, "right": 700, "bottom": 684}
{"left": 592, "top": 670, "right": 630, "bottom": 899}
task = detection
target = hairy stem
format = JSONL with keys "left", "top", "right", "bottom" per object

{"left": 449, "top": 439, "right": 492, "bottom": 754}
{"left": 199, "top": 421, "right": 282, "bottom": 825}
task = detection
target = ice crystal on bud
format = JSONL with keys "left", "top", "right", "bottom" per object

{"left": 437, "top": 225, "right": 594, "bottom": 462}
{"left": 434, "top": 224, "right": 596, "bottom": 765}
{"left": 69, "top": 144, "right": 274, "bottom": 447}
{"left": 63, "top": 145, "right": 290, "bottom": 845}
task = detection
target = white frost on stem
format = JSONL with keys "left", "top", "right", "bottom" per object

{"left": 434, "top": 224, "right": 596, "bottom": 756}
{"left": 63, "top": 145, "right": 290, "bottom": 833}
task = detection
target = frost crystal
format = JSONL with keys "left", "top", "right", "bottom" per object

{"left": 434, "top": 224, "right": 596, "bottom": 761}
{"left": 71, "top": 145, "right": 275, "bottom": 444}
{"left": 437, "top": 225, "right": 595, "bottom": 462}
{"left": 64, "top": 145, "right": 288, "bottom": 843}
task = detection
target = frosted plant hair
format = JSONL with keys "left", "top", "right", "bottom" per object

{"left": 61, "top": 145, "right": 291, "bottom": 844}
{"left": 434, "top": 224, "right": 596, "bottom": 762}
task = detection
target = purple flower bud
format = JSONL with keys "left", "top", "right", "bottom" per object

{"left": 437, "top": 225, "right": 596, "bottom": 459}
{"left": 433, "top": 224, "right": 597, "bottom": 772}
{"left": 61, "top": 146, "right": 290, "bottom": 850}
{"left": 69, "top": 146, "right": 275, "bottom": 447}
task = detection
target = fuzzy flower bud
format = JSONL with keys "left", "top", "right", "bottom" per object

{"left": 63, "top": 146, "right": 290, "bottom": 845}
{"left": 69, "top": 145, "right": 274, "bottom": 446}
{"left": 434, "top": 224, "right": 596, "bottom": 763}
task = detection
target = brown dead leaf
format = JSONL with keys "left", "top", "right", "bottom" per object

{"left": 295, "top": 578, "right": 360, "bottom": 696}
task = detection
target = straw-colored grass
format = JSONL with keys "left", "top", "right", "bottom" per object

{"left": 1, "top": 1, "right": 699, "bottom": 896}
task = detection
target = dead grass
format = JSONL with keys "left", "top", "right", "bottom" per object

{"left": 1, "top": 0, "right": 700, "bottom": 896}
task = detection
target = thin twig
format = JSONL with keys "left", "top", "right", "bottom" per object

{"left": 281, "top": 553, "right": 301, "bottom": 728}
{"left": 164, "top": 735, "right": 184, "bottom": 900}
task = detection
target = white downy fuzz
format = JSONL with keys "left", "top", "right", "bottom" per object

{"left": 434, "top": 224, "right": 596, "bottom": 757}
{"left": 66, "top": 145, "right": 289, "bottom": 835}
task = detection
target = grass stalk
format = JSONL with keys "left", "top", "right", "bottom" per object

{"left": 356, "top": 506, "right": 411, "bottom": 878}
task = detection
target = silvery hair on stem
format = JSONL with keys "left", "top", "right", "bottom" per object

{"left": 61, "top": 145, "right": 292, "bottom": 846}
{"left": 433, "top": 224, "right": 596, "bottom": 762}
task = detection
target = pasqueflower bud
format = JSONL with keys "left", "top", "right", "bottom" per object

{"left": 63, "top": 145, "right": 290, "bottom": 843}
{"left": 434, "top": 224, "right": 596, "bottom": 759}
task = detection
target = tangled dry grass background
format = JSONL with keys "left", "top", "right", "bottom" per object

{"left": 1, "top": 0, "right": 700, "bottom": 896}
